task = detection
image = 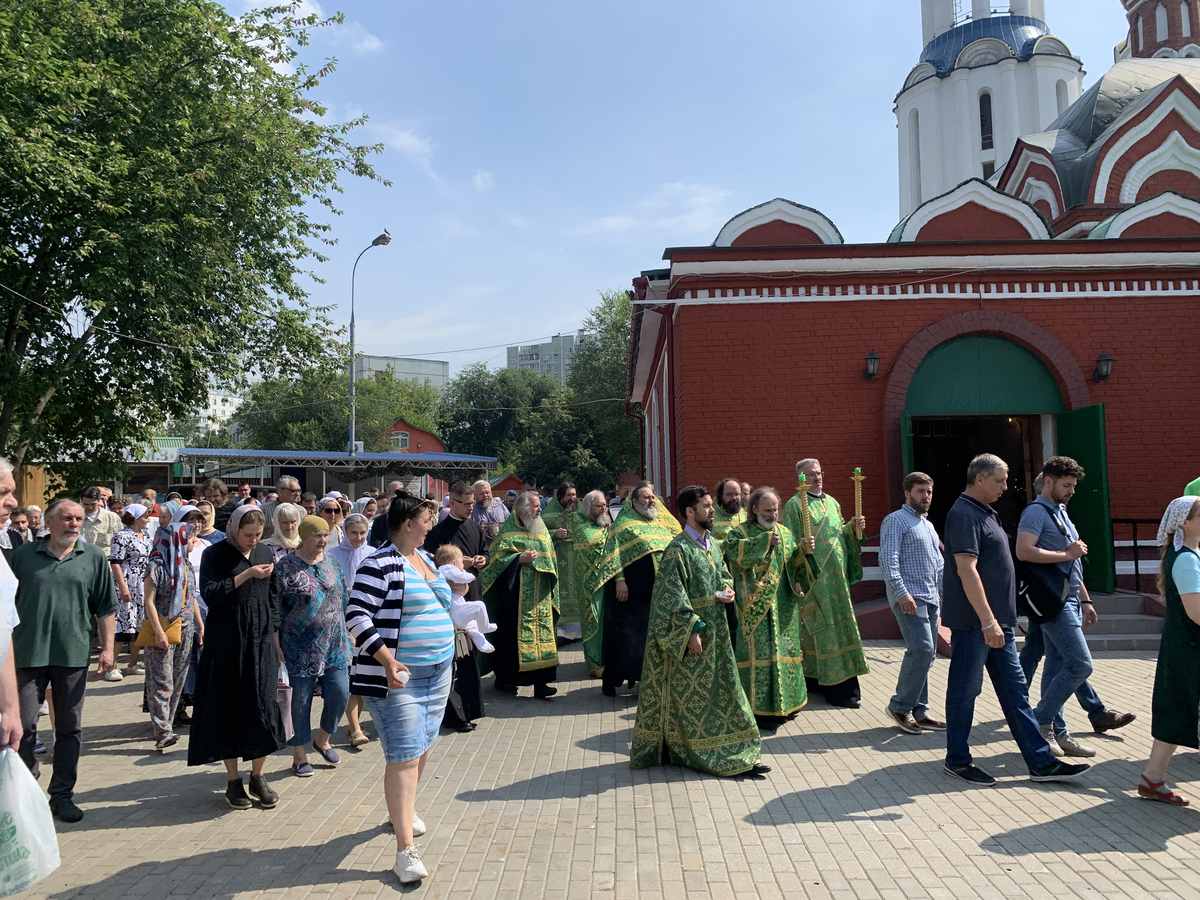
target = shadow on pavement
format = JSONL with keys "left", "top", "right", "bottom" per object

{"left": 47, "top": 828, "right": 393, "bottom": 898}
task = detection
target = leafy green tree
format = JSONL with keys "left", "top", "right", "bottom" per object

{"left": 0, "top": 1, "right": 383, "bottom": 470}
{"left": 435, "top": 365, "right": 567, "bottom": 464}
{"left": 231, "top": 368, "right": 440, "bottom": 452}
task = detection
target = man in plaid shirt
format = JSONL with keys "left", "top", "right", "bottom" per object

{"left": 880, "top": 472, "right": 945, "bottom": 735}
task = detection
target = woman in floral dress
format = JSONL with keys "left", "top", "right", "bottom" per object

{"left": 109, "top": 503, "right": 155, "bottom": 675}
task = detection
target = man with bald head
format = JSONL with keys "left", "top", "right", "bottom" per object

{"left": 11, "top": 498, "right": 117, "bottom": 822}
{"left": 782, "top": 458, "right": 869, "bottom": 708}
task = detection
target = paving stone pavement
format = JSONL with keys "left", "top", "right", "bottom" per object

{"left": 19, "top": 643, "right": 1200, "bottom": 900}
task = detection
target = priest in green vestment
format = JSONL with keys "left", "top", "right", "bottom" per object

{"left": 574, "top": 490, "right": 613, "bottom": 677}
{"left": 542, "top": 482, "right": 580, "bottom": 638}
{"left": 724, "top": 487, "right": 814, "bottom": 722}
{"left": 586, "top": 481, "right": 680, "bottom": 696}
{"left": 712, "top": 478, "right": 747, "bottom": 541}
{"left": 782, "top": 458, "right": 869, "bottom": 708}
{"left": 631, "top": 485, "right": 768, "bottom": 778}
{"left": 480, "top": 491, "right": 560, "bottom": 699}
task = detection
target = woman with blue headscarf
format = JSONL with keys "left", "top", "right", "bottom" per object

{"left": 143, "top": 504, "right": 207, "bottom": 752}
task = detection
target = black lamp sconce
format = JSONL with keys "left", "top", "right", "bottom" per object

{"left": 1093, "top": 352, "right": 1114, "bottom": 382}
{"left": 864, "top": 352, "right": 880, "bottom": 380}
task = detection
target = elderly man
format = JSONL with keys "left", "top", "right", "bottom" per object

{"left": 80, "top": 486, "right": 122, "bottom": 558}
{"left": 943, "top": 454, "right": 1089, "bottom": 786}
{"left": 631, "top": 485, "right": 767, "bottom": 778}
{"left": 262, "top": 475, "right": 301, "bottom": 537}
{"left": 587, "top": 481, "right": 681, "bottom": 697}
{"left": 471, "top": 480, "right": 510, "bottom": 549}
{"left": 712, "top": 478, "right": 746, "bottom": 541}
{"left": 205, "top": 478, "right": 238, "bottom": 531}
{"left": 724, "top": 487, "right": 813, "bottom": 723}
{"left": 480, "top": 491, "right": 559, "bottom": 699}
{"left": 575, "top": 490, "right": 613, "bottom": 677}
{"left": 782, "top": 458, "right": 869, "bottom": 708}
{"left": 12, "top": 499, "right": 117, "bottom": 821}
{"left": 0, "top": 460, "right": 22, "bottom": 752}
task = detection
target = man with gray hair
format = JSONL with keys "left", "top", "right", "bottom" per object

{"left": 0, "top": 458, "right": 22, "bottom": 753}
{"left": 942, "top": 453, "right": 1089, "bottom": 787}
{"left": 11, "top": 498, "right": 117, "bottom": 821}
{"left": 262, "top": 475, "right": 301, "bottom": 538}
{"left": 471, "top": 479, "right": 509, "bottom": 550}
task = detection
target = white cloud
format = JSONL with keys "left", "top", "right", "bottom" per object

{"left": 573, "top": 182, "right": 733, "bottom": 238}
{"left": 472, "top": 170, "right": 496, "bottom": 192}
{"left": 341, "top": 20, "right": 384, "bottom": 54}
{"left": 371, "top": 122, "right": 441, "bottom": 182}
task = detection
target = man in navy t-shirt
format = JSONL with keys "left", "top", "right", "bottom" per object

{"left": 941, "top": 453, "right": 1089, "bottom": 787}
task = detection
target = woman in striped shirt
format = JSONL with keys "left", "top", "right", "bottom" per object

{"left": 345, "top": 491, "right": 454, "bottom": 885}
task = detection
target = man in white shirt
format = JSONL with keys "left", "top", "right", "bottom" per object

{"left": 0, "top": 457, "right": 23, "bottom": 750}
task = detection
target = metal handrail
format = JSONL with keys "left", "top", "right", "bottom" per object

{"left": 1112, "top": 517, "right": 1160, "bottom": 594}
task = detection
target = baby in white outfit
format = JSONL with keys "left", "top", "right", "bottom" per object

{"left": 435, "top": 545, "right": 497, "bottom": 654}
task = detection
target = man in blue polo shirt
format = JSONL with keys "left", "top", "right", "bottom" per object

{"left": 941, "top": 453, "right": 1089, "bottom": 786}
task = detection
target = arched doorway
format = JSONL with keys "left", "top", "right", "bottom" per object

{"left": 902, "top": 336, "right": 1064, "bottom": 534}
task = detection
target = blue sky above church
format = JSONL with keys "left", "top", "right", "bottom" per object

{"left": 231, "top": 1, "right": 1130, "bottom": 370}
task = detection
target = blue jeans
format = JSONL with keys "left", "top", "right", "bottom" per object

{"left": 889, "top": 605, "right": 939, "bottom": 718}
{"left": 288, "top": 668, "right": 350, "bottom": 748}
{"left": 1029, "top": 601, "right": 1094, "bottom": 733}
{"left": 945, "top": 626, "right": 1056, "bottom": 772}
{"left": 365, "top": 658, "right": 454, "bottom": 764}
{"left": 1020, "top": 618, "right": 1105, "bottom": 732}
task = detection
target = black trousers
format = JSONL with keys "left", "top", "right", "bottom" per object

{"left": 17, "top": 666, "right": 88, "bottom": 801}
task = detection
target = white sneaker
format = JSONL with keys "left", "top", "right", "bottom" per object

{"left": 412, "top": 814, "right": 426, "bottom": 837}
{"left": 103, "top": 669, "right": 124, "bottom": 683}
{"left": 394, "top": 846, "right": 428, "bottom": 883}
{"left": 1040, "top": 725, "right": 1064, "bottom": 757}
{"left": 1055, "top": 732, "right": 1097, "bottom": 758}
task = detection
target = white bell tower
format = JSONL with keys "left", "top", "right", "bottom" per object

{"left": 898, "top": 1, "right": 1080, "bottom": 219}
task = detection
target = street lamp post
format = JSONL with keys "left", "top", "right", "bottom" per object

{"left": 349, "top": 230, "right": 391, "bottom": 455}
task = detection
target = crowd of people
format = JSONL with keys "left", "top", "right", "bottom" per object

{"left": 0, "top": 457, "right": 1199, "bottom": 884}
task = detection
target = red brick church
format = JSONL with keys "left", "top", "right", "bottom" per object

{"left": 627, "top": 0, "right": 1200, "bottom": 596}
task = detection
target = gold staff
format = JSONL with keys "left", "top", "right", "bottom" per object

{"left": 797, "top": 472, "right": 815, "bottom": 582}
{"left": 851, "top": 467, "right": 865, "bottom": 541}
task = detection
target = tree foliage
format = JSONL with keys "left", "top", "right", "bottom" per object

{"left": 437, "top": 290, "right": 639, "bottom": 491}
{"left": 0, "top": 0, "right": 383, "bottom": 471}
{"left": 231, "top": 367, "right": 440, "bottom": 453}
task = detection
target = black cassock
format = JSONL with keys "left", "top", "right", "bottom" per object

{"left": 424, "top": 515, "right": 486, "bottom": 724}
{"left": 601, "top": 552, "right": 656, "bottom": 691}
{"left": 188, "top": 540, "right": 285, "bottom": 765}
{"left": 488, "top": 557, "right": 557, "bottom": 688}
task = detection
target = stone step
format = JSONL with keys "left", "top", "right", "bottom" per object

{"left": 1082, "top": 634, "right": 1162, "bottom": 652}
{"left": 1089, "top": 592, "right": 1152, "bottom": 615}
{"left": 1086, "top": 614, "right": 1164, "bottom": 636}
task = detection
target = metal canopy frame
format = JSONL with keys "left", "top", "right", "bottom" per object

{"left": 176, "top": 447, "right": 497, "bottom": 479}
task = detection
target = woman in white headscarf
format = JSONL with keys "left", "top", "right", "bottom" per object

{"left": 264, "top": 502, "right": 303, "bottom": 562}
{"left": 1138, "top": 496, "right": 1200, "bottom": 806}
{"left": 328, "top": 513, "right": 374, "bottom": 746}
{"left": 352, "top": 496, "right": 378, "bottom": 520}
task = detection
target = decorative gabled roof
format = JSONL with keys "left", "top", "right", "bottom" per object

{"left": 889, "top": 179, "right": 1051, "bottom": 243}
{"left": 712, "top": 198, "right": 843, "bottom": 247}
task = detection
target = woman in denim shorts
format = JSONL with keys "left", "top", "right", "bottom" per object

{"left": 346, "top": 492, "right": 454, "bottom": 884}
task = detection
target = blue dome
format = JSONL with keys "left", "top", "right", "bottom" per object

{"left": 920, "top": 15, "right": 1050, "bottom": 76}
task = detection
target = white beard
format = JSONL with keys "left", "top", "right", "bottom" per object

{"left": 756, "top": 515, "right": 777, "bottom": 529}
{"left": 522, "top": 514, "right": 549, "bottom": 536}
{"left": 591, "top": 509, "right": 613, "bottom": 528}
{"left": 634, "top": 502, "right": 655, "bottom": 520}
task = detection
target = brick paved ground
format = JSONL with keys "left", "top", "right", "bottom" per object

{"left": 20, "top": 644, "right": 1200, "bottom": 900}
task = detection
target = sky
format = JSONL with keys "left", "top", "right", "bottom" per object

{"left": 242, "top": 1, "right": 1132, "bottom": 372}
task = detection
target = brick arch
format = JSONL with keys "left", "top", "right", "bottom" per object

{"left": 882, "top": 311, "right": 1091, "bottom": 503}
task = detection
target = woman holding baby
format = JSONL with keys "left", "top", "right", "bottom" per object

{"left": 346, "top": 491, "right": 454, "bottom": 886}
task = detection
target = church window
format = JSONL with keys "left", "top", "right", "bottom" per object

{"left": 982, "top": 161, "right": 996, "bottom": 180}
{"left": 979, "top": 92, "right": 994, "bottom": 151}
{"left": 1157, "top": 3, "right": 1169, "bottom": 42}
{"left": 1056, "top": 80, "right": 1069, "bottom": 115}
{"left": 391, "top": 431, "right": 410, "bottom": 449}
{"left": 1184, "top": 2, "right": 1193, "bottom": 37}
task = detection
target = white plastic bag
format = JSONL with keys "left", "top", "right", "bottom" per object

{"left": 0, "top": 747, "right": 61, "bottom": 897}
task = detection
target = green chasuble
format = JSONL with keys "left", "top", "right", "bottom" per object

{"left": 711, "top": 507, "right": 747, "bottom": 542}
{"left": 480, "top": 517, "right": 559, "bottom": 672}
{"left": 723, "top": 521, "right": 808, "bottom": 717}
{"left": 542, "top": 499, "right": 579, "bottom": 626}
{"left": 585, "top": 504, "right": 681, "bottom": 664}
{"left": 572, "top": 511, "right": 610, "bottom": 676}
{"left": 630, "top": 532, "right": 762, "bottom": 777}
{"left": 781, "top": 491, "right": 868, "bottom": 687}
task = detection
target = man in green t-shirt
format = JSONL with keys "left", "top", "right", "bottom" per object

{"left": 10, "top": 498, "right": 116, "bottom": 823}
{"left": 1186, "top": 475, "right": 1200, "bottom": 498}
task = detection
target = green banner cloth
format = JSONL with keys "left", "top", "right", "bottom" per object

{"left": 480, "top": 516, "right": 559, "bottom": 673}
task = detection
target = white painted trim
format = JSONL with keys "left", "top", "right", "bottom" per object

{"left": 638, "top": 278, "right": 1200, "bottom": 307}
{"left": 1054, "top": 221, "right": 1100, "bottom": 239}
{"left": 955, "top": 38, "right": 1015, "bottom": 70}
{"left": 660, "top": 345, "right": 671, "bottom": 497}
{"left": 1021, "top": 178, "right": 1063, "bottom": 220}
{"left": 1119, "top": 131, "right": 1200, "bottom": 203}
{"left": 713, "top": 198, "right": 843, "bottom": 247}
{"left": 1002, "top": 145, "right": 1061, "bottom": 199}
{"left": 1118, "top": 560, "right": 1161, "bottom": 574}
{"left": 1115, "top": 539, "right": 1163, "bottom": 548}
{"left": 1103, "top": 191, "right": 1200, "bottom": 236}
{"left": 897, "top": 180, "right": 1051, "bottom": 242}
{"left": 669, "top": 249, "right": 1200, "bottom": 278}
{"left": 1040, "top": 414, "right": 1056, "bottom": 459}
{"left": 1094, "top": 88, "right": 1200, "bottom": 202}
